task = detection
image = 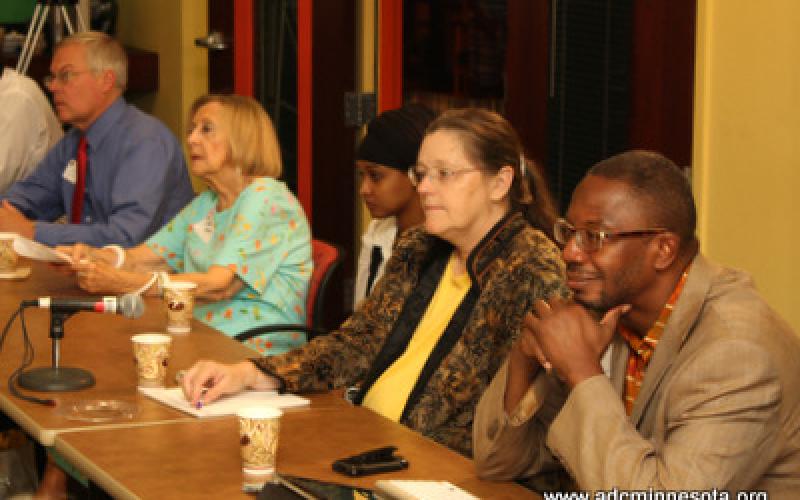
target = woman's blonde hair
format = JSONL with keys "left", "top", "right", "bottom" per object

{"left": 189, "top": 94, "right": 282, "bottom": 178}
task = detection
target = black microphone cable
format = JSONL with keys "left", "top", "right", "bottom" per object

{"left": 0, "top": 303, "right": 56, "bottom": 407}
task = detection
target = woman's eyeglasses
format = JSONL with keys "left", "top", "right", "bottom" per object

{"left": 407, "top": 165, "right": 481, "bottom": 187}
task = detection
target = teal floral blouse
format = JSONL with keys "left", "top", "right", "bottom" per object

{"left": 147, "top": 177, "right": 312, "bottom": 355}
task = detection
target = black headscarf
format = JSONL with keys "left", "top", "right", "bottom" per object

{"left": 356, "top": 103, "right": 436, "bottom": 172}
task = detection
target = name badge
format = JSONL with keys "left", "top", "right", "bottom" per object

{"left": 63, "top": 159, "right": 77, "bottom": 184}
{"left": 189, "top": 209, "right": 215, "bottom": 244}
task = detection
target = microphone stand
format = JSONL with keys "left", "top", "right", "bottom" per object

{"left": 17, "top": 310, "right": 95, "bottom": 391}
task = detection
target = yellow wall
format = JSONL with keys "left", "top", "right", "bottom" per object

{"left": 355, "top": 0, "right": 378, "bottom": 255}
{"left": 116, "top": 0, "right": 208, "bottom": 191}
{"left": 694, "top": 0, "right": 800, "bottom": 332}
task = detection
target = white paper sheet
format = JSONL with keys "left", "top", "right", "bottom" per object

{"left": 138, "top": 387, "right": 309, "bottom": 417}
{"left": 374, "top": 480, "right": 479, "bottom": 500}
{"left": 12, "top": 236, "right": 73, "bottom": 264}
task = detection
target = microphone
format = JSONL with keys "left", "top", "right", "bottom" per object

{"left": 22, "top": 294, "right": 145, "bottom": 319}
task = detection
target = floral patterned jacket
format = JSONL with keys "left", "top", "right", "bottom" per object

{"left": 252, "top": 212, "right": 568, "bottom": 456}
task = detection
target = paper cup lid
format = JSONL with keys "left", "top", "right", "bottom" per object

{"left": 237, "top": 406, "right": 283, "bottom": 419}
{"left": 131, "top": 333, "right": 173, "bottom": 344}
{"left": 164, "top": 281, "right": 198, "bottom": 290}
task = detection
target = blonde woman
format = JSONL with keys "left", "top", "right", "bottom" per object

{"left": 63, "top": 94, "right": 312, "bottom": 355}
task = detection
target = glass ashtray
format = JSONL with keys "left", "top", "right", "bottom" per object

{"left": 58, "top": 399, "right": 138, "bottom": 423}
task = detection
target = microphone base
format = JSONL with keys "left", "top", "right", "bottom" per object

{"left": 17, "top": 367, "right": 95, "bottom": 392}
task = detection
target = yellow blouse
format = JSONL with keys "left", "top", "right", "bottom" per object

{"left": 362, "top": 254, "right": 471, "bottom": 421}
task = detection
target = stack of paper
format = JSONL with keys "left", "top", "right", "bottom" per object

{"left": 13, "top": 236, "right": 73, "bottom": 263}
{"left": 138, "top": 387, "right": 309, "bottom": 417}
{"left": 374, "top": 480, "right": 479, "bottom": 500}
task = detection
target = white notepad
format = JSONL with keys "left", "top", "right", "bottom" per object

{"left": 138, "top": 387, "right": 309, "bottom": 417}
{"left": 374, "top": 480, "right": 479, "bottom": 500}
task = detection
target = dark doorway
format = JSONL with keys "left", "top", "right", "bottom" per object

{"left": 206, "top": 0, "right": 234, "bottom": 94}
{"left": 255, "top": 1, "right": 299, "bottom": 193}
{"left": 307, "top": 0, "right": 357, "bottom": 326}
{"left": 402, "top": 0, "right": 696, "bottom": 213}
{"left": 254, "top": 0, "right": 357, "bottom": 328}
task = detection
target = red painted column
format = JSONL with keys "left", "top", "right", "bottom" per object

{"left": 232, "top": 0, "right": 255, "bottom": 97}
{"left": 379, "top": 0, "right": 403, "bottom": 112}
{"left": 297, "top": 0, "right": 313, "bottom": 218}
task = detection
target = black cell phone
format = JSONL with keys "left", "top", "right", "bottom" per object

{"left": 332, "top": 446, "right": 410, "bottom": 477}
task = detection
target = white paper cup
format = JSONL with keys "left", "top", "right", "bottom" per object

{"left": 237, "top": 406, "right": 282, "bottom": 492}
{"left": 131, "top": 333, "right": 172, "bottom": 387}
{"left": 0, "top": 233, "right": 19, "bottom": 273}
{"left": 163, "top": 282, "right": 197, "bottom": 334}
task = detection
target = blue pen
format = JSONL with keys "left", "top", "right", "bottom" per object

{"left": 196, "top": 386, "right": 210, "bottom": 409}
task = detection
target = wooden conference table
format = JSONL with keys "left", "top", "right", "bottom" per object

{"left": 0, "top": 260, "right": 537, "bottom": 499}
{"left": 0, "top": 259, "right": 253, "bottom": 446}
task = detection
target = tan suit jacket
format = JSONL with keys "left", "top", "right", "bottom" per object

{"left": 473, "top": 254, "right": 800, "bottom": 497}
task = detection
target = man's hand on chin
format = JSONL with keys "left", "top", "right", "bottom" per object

{"left": 0, "top": 201, "right": 35, "bottom": 239}
{"left": 529, "top": 297, "right": 630, "bottom": 389}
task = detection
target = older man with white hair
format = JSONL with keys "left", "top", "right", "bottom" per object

{"left": 0, "top": 31, "right": 193, "bottom": 247}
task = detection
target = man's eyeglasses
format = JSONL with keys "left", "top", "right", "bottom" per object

{"left": 553, "top": 218, "right": 668, "bottom": 253}
{"left": 407, "top": 165, "right": 481, "bottom": 186}
{"left": 43, "top": 69, "right": 91, "bottom": 86}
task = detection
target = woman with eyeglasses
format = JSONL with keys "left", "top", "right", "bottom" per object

{"left": 182, "top": 108, "right": 568, "bottom": 456}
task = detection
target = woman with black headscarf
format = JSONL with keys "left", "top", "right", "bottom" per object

{"left": 354, "top": 103, "right": 435, "bottom": 305}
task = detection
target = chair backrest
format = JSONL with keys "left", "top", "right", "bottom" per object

{"left": 306, "top": 238, "right": 344, "bottom": 330}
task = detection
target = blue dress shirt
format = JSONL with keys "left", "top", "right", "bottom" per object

{"left": 2, "top": 97, "right": 194, "bottom": 247}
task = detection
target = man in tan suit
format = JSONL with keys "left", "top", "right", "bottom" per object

{"left": 473, "top": 151, "right": 800, "bottom": 497}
